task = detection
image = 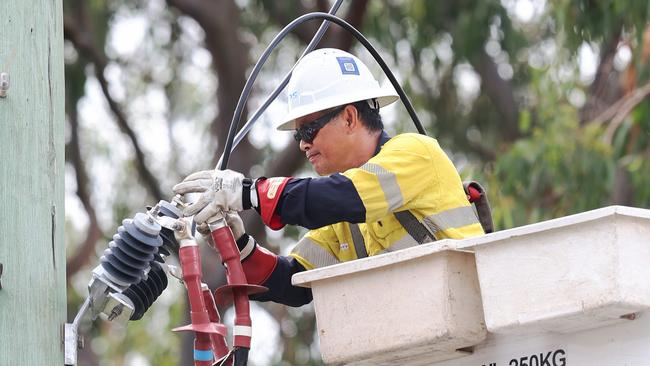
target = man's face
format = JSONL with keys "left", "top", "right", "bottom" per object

{"left": 294, "top": 107, "right": 350, "bottom": 176}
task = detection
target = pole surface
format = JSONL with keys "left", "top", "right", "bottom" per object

{"left": 0, "top": 0, "right": 66, "bottom": 364}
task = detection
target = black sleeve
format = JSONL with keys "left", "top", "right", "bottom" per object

{"left": 250, "top": 255, "right": 313, "bottom": 307}
{"left": 278, "top": 173, "right": 366, "bottom": 229}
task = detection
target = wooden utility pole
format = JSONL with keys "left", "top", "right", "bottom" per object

{"left": 0, "top": 0, "right": 66, "bottom": 364}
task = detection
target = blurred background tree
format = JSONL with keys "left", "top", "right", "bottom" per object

{"left": 63, "top": 0, "right": 650, "bottom": 364}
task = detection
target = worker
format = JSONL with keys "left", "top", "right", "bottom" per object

{"left": 173, "top": 48, "right": 484, "bottom": 307}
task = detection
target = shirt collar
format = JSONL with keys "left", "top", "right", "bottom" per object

{"left": 373, "top": 130, "right": 391, "bottom": 156}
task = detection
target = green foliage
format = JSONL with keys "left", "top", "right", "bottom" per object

{"left": 628, "top": 154, "right": 650, "bottom": 205}
{"left": 362, "top": 0, "right": 532, "bottom": 160}
{"left": 555, "top": 0, "right": 650, "bottom": 82}
{"left": 493, "top": 117, "right": 613, "bottom": 226}
{"left": 396, "top": 0, "right": 515, "bottom": 59}
{"left": 612, "top": 103, "right": 650, "bottom": 207}
{"left": 556, "top": 0, "right": 650, "bottom": 47}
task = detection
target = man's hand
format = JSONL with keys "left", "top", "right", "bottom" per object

{"left": 223, "top": 211, "right": 245, "bottom": 240}
{"left": 173, "top": 169, "right": 248, "bottom": 224}
{"left": 196, "top": 211, "right": 256, "bottom": 262}
{"left": 173, "top": 168, "right": 293, "bottom": 230}
{"left": 196, "top": 210, "right": 246, "bottom": 247}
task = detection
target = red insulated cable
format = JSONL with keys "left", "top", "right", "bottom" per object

{"left": 232, "top": 287, "right": 252, "bottom": 348}
{"left": 203, "top": 286, "right": 231, "bottom": 363}
{"left": 178, "top": 246, "right": 208, "bottom": 316}
{"left": 211, "top": 226, "right": 253, "bottom": 349}
{"left": 192, "top": 337, "right": 213, "bottom": 366}
{"left": 176, "top": 244, "right": 223, "bottom": 365}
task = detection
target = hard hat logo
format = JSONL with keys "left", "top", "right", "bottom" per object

{"left": 276, "top": 48, "right": 399, "bottom": 131}
{"left": 336, "top": 57, "right": 359, "bottom": 75}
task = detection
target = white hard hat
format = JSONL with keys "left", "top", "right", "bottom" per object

{"left": 276, "top": 48, "right": 399, "bottom": 131}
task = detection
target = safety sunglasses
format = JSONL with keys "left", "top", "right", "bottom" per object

{"left": 293, "top": 106, "right": 346, "bottom": 144}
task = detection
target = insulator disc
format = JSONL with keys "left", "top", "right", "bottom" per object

{"left": 118, "top": 227, "right": 160, "bottom": 254}
{"left": 102, "top": 252, "right": 145, "bottom": 278}
{"left": 124, "top": 261, "right": 169, "bottom": 321}
{"left": 110, "top": 236, "right": 155, "bottom": 263}
{"left": 123, "top": 220, "right": 163, "bottom": 248}
{"left": 100, "top": 258, "right": 141, "bottom": 285}
{"left": 106, "top": 246, "right": 150, "bottom": 270}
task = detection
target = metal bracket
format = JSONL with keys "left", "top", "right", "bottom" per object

{"left": 0, "top": 73, "right": 9, "bottom": 98}
{"left": 155, "top": 215, "right": 184, "bottom": 231}
{"left": 166, "top": 264, "right": 183, "bottom": 282}
{"left": 64, "top": 297, "right": 91, "bottom": 365}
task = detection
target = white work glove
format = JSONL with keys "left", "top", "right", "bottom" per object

{"left": 224, "top": 211, "right": 256, "bottom": 261}
{"left": 223, "top": 211, "right": 245, "bottom": 240}
{"left": 196, "top": 210, "right": 245, "bottom": 243}
{"left": 173, "top": 169, "right": 246, "bottom": 224}
{"left": 196, "top": 211, "right": 254, "bottom": 261}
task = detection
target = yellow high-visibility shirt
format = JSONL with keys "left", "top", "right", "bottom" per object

{"left": 291, "top": 133, "right": 484, "bottom": 270}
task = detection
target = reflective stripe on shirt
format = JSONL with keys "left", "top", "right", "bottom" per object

{"left": 349, "top": 224, "right": 368, "bottom": 258}
{"left": 384, "top": 232, "right": 419, "bottom": 252}
{"left": 422, "top": 206, "right": 480, "bottom": 234}
{"left": 360, "top": 162, "right": 404, "bottom": 211}
{"left": 292, "top": 237, "right": 340, "bottom": 269}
